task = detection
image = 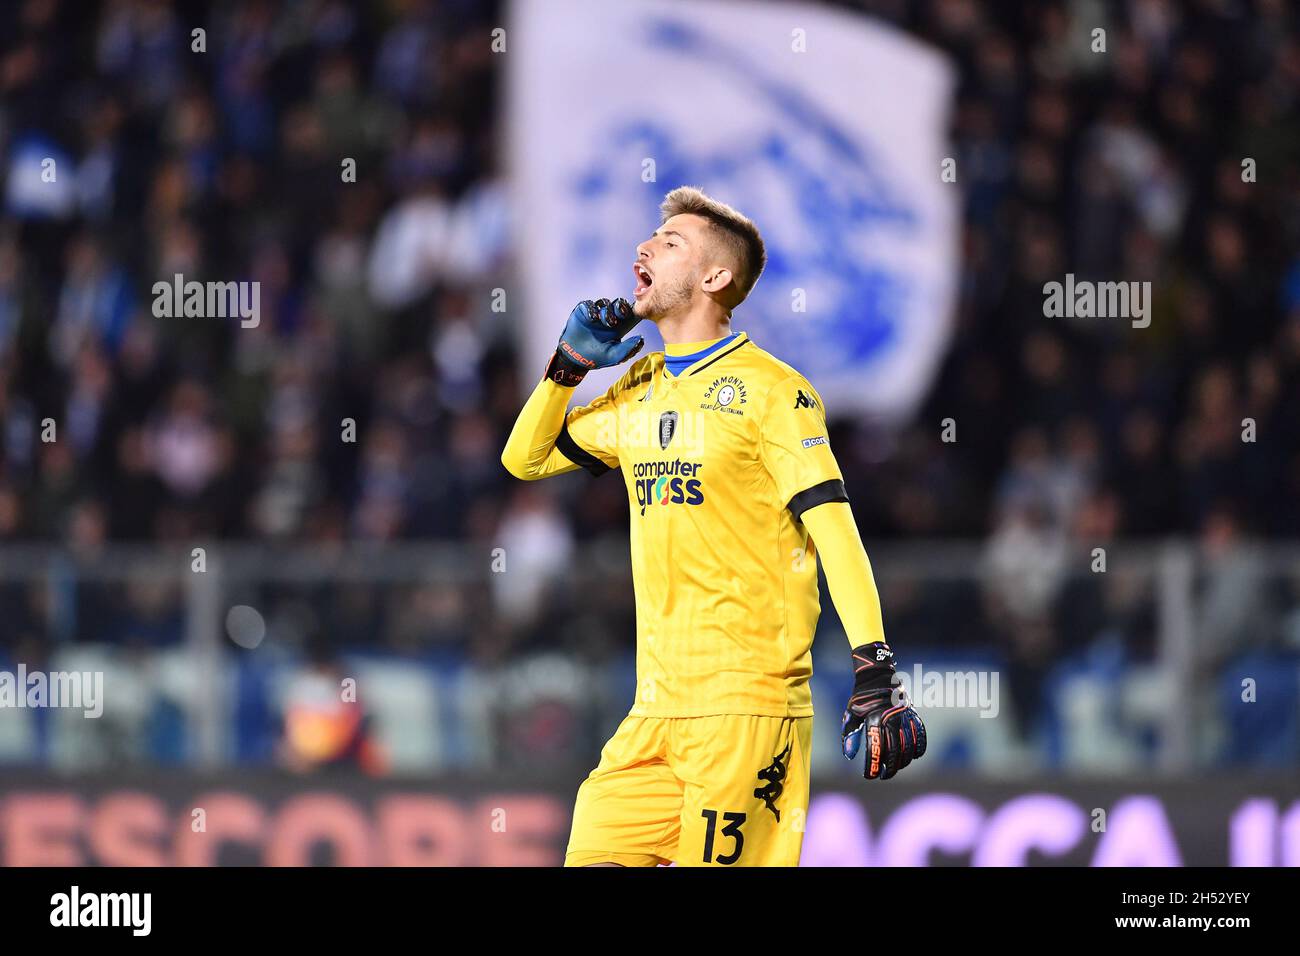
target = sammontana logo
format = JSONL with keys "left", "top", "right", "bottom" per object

{"left": 701, "top": 375, "right": 747, "bottom": 415}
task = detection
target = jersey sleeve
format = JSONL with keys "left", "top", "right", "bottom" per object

{"left": 556, "top": 359, "right": 648, "bottom": 475}
{"left": 758, "top": 374, "right": 848, "bottom": 520}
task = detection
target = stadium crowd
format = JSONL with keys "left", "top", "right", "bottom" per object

{"left": 1, "top": 0, "right": 1298, "bottom": 764}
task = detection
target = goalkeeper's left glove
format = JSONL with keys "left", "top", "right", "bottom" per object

{"left": 841, "top": 642, "right": 927, "bottom": 780}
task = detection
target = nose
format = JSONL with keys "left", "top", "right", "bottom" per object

{"left": 635, "top": 240, "right": 651, "bottom": 260}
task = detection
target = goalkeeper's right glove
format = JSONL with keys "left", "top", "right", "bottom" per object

{"left": 545, "top": 298, "right": 644, "bottom": 387}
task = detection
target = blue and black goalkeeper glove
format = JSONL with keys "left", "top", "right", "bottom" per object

{"left": 841, "top": 642, "right": 927, "bottom": 780}
{"left": 545, "top": 298, "right": 644, "bottom": 387}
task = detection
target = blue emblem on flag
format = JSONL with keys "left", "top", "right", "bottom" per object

{"left": 566, "top": 18, "right": 924, "bottom": 381}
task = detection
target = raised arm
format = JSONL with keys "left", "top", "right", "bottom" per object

{"left": 501, "top": 298, "right": 644, "bottom": 482}
{"left": 501, "top": 378, "right": 583, "bottom": 480}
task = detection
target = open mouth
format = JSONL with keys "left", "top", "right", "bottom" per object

{"left": 633, "top": 263, "right": 653, "bottom": 298}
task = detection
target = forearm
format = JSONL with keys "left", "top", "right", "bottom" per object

{"left": 802, "top": 501, "right": 887, "bottom": 648}
{"left": 500, "top": 377, "right": 581, "bottom": 480}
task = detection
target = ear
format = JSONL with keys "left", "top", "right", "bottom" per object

{"left": 700, "top": 266, "right": 734, "bottom": 295}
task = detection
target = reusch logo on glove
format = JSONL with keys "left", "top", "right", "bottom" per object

{"left": 559, "top": 340, "right": 597, "bottom": 368}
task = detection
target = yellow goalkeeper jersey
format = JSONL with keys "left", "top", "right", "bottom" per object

{"left": 555, "top": 332, "right": 847, "bottom": 718}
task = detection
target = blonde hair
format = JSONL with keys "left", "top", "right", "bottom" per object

{"left": 660, "top": 186, "right": 767, "bottom": 305}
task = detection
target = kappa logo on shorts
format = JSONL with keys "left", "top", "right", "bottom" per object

{"left": 753, "top": 743, "right": 791, "bottom": 821}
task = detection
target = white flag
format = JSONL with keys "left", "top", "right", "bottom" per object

{"left": 507, "top": 0, "right": 958, "bottom": 423}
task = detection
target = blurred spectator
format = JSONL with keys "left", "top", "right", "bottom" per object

{"left": 492, "top": 483, "right": 574, "bottom": 627}
{"left": 277, "top": 647, "right": 387, "bottom": 776}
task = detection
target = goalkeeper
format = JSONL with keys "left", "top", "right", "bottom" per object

{"left": 502, "top": 187, "right": 925, "bottom": 867}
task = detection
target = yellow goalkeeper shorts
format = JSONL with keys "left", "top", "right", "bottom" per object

{"left": 564, "top": 714, "right": 813, "bottom": 867}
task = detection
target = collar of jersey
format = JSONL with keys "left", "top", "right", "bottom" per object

{"left": 662, "top": 331, "right": 748, "bottom": 379}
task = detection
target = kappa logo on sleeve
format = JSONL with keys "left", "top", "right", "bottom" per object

{"left": 793, "top": 389, "right": 819, "bottom": 410}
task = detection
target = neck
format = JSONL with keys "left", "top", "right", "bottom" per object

{"left": 655, "top": 301, "right": 732, "bottom": 346}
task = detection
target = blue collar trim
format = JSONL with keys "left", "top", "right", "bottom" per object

{"left": 664, "top": 332, "right": 740, "bottom": 377}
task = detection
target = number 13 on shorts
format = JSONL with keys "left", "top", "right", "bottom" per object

{"left": 678, "top": 715, "right": 813, "bottom": 867}
{"left": 566, "top": 714, "right": 813, "bottom": 867}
